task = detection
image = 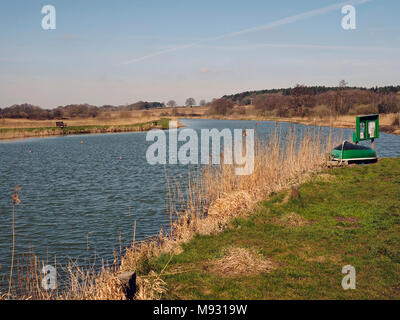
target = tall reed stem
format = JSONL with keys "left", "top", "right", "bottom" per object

{"left": 8, "top": 202, "right": 15, "bottom": 299}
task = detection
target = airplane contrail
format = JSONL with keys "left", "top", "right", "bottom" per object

{"left": 121, "top": 0, "right": 373, "bottom": 65}
{"left": 193, "top": 43, "right": 400, "bottom": 52}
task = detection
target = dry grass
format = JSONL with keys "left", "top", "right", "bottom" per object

{"left": 135, "top": 271, "right": 167, "bottom": 300}
{"left": 65, "top": 270, "right": 127, "bottom": 300}
{"left": 207, "top": 247, "right": 278, "bottom": 277}
{"left": 0, "top": 107, "right": 190, "bottom": 140}
{"left": 0, "top": 117, "right": 176, "bottom": 140}
{"left": 314, "top": 173, "right": 335, "bottom": 182}
{"left": 4, "top": 250, "right": 128, "bottom": 300}
{"left": 392, "top": 114, "right": 400, "bottom": 127}
{"left": 6, "top": 250, "right": 59, "bottom": 300}
{"left": 272, "top": 212, "right": 312, "bottom": 227}
{"left": 0, "top": 111, "right": 157, "bottom": 128}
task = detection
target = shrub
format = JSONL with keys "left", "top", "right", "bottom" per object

{"left": 275, "top": 107, "right": 289, "bottom": 117}
{"left": 98, "top": 112, "right": 111, "bottom": 120}
{"left": 119, "top": 111, "right": 132, "bottom": 119}
{"left": 208, "top": 98, "right": 234, "bottom": 115}
{"left": 236, "top": 106, "right": 246, "bottom": 115}
{"left": 171, "top": 108, "right": 181, "bottom": 116}
{"left": 392, "top": 115, "right": 400, "bottom": 127}
{"left": 312, "top": 105, "right": 331, "bottom": 118}
{"left": 351, "top": 104, "right": 378, "bottom": 115}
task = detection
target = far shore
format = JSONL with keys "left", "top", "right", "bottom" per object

{"left": 0, "top": 106, "right": 399, "bottom": 141}
{"left": 0, "top": 118, "right": 173, "bottom": 141}
{"left": 184, "top": 112, "right": 400, "bottom": 136}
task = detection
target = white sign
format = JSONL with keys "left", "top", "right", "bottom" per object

{"left": 368, "top": 122, "right": 376, "bottom": 138}
{"left": 360, "top": 123, "right": 365, "bottom": 140}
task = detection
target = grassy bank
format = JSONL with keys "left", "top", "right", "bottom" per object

{"left": 0, "top": 118, "right": 171, "bottom": 140}
{"left": 145, "top": 158, "right": 400, "bottom": 299}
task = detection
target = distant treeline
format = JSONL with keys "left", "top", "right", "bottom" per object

{"left": 215, "top": 84, "right": 400, "bottom": 117}
{"left": 223, "top": 85, "right": 400, "bottom": 105}
{"left": 2, "top": 84, "right": 400, "bottom": 120}
{"left": 0, "top": 101, "right": 166, "bottom": 120}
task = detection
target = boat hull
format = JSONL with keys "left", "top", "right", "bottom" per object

{"left": 330, "top": 142, "right": 377, "bottom": 163}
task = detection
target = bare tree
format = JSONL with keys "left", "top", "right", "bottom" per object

{"left": 290, "top": 84, "right": 313, "bottom": 116}
{"left": 167, "top": 100, "right": 177, "bottom": 108}
{"left": 339, "top": 80, "right": 348, "bottom": 89}
{"left": 335, "top": 80, "right": 349, "bottom": 115}
{"left": 185, "top": 98, "right": 196, "bottom": 108}
{"left": 254, "top": 94, "right": 278, "bottom": 113}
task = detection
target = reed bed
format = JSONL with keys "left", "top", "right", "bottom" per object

{"left": 119, "top": 125, "right": 340, "bottom": 299}
{"left": 1, "top": 125, "right": 340, "bottom": 300}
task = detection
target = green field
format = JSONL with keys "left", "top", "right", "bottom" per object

{"left": 144, "top": 158, "right": 400, "bottom": 299}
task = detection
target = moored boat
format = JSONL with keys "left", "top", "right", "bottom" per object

{"left": 330, "top": 141, "right": 377, "bottom": 164}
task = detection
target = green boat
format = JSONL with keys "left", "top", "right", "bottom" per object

{"left": 330, "top": 141, "right": 377, "bottom": 164}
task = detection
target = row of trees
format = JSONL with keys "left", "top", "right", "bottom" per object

{"left": 2, "top": 85, "right": 399, "bottom": 120}
{"left": 206, "top": 82, "right": 400, "bottom": 117}
{"left": 166, "top": 98, "right": 208, "bottom": 108}
{"left": 250, "top": 83, "right": 400, "bottom": 117}
{"left": 0, "top": 98, "right": 207, "bottom": 120}
{"left": 223, "top": 85, "right": 400, "bottom": 106}
{"left": 0, "top": 104, "right": 106, "bottom": 120}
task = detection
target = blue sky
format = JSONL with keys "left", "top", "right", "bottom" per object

{"left": 0, "top": 0, "right": 399, "bottom": 108}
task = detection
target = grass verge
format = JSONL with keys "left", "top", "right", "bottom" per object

{"left": 148, "top": 158, "right": 400, "bottom": 299}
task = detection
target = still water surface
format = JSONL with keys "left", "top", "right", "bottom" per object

{"left": 0, "top": 119, "right": 399, "bottom": 289}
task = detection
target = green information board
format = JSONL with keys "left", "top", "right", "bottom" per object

{"left": 353, "top": 114, "right": 379, "bottom": 143}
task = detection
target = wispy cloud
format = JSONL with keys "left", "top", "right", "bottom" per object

{"left": 121, "top": 0, "right": 373, "bottom": 65}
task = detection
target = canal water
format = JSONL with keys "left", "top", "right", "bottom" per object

{"left": 0, "top": 119, "right": 399, "bottom": 290}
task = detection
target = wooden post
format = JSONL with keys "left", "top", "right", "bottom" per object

{"left": 117, "top": 271, "right": 136, "bottom": 300}
{"left": 371, "top": 138, "right": 375, "bottom": 150}
{"left": 291, "top": 185, "right": 300, "bottom": 199}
